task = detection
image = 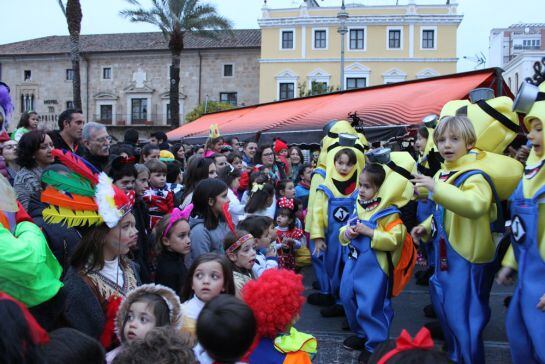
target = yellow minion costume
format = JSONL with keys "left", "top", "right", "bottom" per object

{"left": 338, "top": 149, "right": 415, "bottom": 353}
{"left": 307, "top": 133, "right": 366, "bottom": 307}
{"left": 306, "top": 121, "right": 368, "bottom": 301}
{"left": 417, "top": 94, "right": 523, "bottom": 363}
{"left": 502, "top": 72, "right": 545, "bottom": 364}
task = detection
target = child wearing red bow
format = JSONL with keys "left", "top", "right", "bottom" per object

{"left": 275, "top": 197, "right": 305, "bottom": 271}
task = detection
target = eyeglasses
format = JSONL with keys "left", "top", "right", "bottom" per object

{"left": 93, "top": 136, "right": 112, "bottom": 144}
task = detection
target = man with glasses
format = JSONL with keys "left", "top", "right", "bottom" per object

{"left": 81, "top": 122, "right": 112, "bottom": 171}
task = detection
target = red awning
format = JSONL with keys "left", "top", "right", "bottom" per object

{"left": 168, "top": 68, "right": 512, "bottom": 144}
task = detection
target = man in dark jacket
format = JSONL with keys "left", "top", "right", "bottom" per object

{"left": 49, "top": 109, "right": 84, "bottom": 154}
{"left": 81, "top": 122, "right": 112, "bottom": 172}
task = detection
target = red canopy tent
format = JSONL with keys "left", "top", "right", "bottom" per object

{"left": 167, "top": 68, "right": 512, "bottom": 145}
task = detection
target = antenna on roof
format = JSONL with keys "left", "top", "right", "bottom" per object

{"left": 463, "top": 52, "right": 487, "bottom": 69}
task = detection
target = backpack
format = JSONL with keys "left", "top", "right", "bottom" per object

{"left": 385, "top": 218, "right": 416, "bottom": 297}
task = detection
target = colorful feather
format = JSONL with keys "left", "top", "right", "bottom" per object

{"left": 41, "top": 170, "right": 95, "bottom": 197}
{"left": 222, "top": 201, "right": 236, "bottom": 236}
{"left": 41, "top": 186, "right": 98, "bottom": 211}
{"left": 42, "top": 205, "right": 103, "bottom": 228}
{"left": 52, "top": 149, "right": 99, "bottom": 185}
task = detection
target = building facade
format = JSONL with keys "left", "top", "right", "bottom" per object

{"left": 488, "top": 24, "right": 545, "bottom": 93}
{"left": 0, "top": 30, "right": 260, "bottom": 139}
{"left": 258, "top": 0, "right": 462, "bottom": 103}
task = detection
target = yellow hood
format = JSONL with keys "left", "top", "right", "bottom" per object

{"left": 439, "top": 150, "right": 522, "bottom": 201}
{"left": 317, "top": 120, "right": 368, "bottom": 170}
{"left": 357, "top": 151, "right": 416, "bottom": 218}
{"left": 440, "top": 96, "right": 519, "bottom": 154}
{"left": 522, "top": 81, "right": 545, "bottom": 198}
{"left": 323, "top": 134, "right": 366, "bottom": 196}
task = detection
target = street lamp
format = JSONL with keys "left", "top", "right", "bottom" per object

{"left": 337, "top": 0, "right": 348, "bottom": 91}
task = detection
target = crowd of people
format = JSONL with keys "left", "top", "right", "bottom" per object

{"left": 0, "top": 59, "right": 545, "bottom": 364}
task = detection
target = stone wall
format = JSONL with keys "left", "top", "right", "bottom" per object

{"left": 0, "top": 47, "right": 260, "bottom": 139}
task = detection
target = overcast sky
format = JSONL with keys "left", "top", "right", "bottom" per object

{"left": 1, "top": 0, "right": 543, "bottom": 71}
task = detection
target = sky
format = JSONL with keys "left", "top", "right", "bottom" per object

{"left": 1, "top": 0, "right": 543, "bottom": 72}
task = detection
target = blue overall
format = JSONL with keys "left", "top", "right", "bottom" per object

{"left": 316, "top": 184, "right": 357, "bottom": 299}
{"left": 506, "top": 183, "right": 545, "bottom": 364}
{"left": 417, "top": 198, "right": 436, "bottom": 268}
{"left": 309, "top": 168, "right": 330, "bottom": 294}
{"left": 340, "top": 206, "right": 399, "bottom": 352}
{"left": 429, "top": 170, "right": 501, "bottom": 364}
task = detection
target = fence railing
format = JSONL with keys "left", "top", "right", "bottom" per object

{"left": 94, "top": 114, "right": 173, "bottom": 126}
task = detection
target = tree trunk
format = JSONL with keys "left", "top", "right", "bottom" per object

{"left": 69, "top": 34, "right": 82, "bottom": 110}
{"left": 170, "top": 52, "right": 181, "bottom": 128}
{"left": 66, "top": 0, "right": 82, "bottom": 110}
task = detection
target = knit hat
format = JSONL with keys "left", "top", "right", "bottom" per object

{"left": 274, "top": 139, "right": 288, "bottom": 154}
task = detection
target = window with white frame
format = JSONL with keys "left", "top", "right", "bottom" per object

{"left": 314, "top": 30, "right": 327, "bottom": 49}
{"left": 346, "top": 78, "right": 366, "bottom": 90}
{"left": 281, "top": 30, "right": 294, "bottom": 49}
{"left": 349, "top": 29, "right": 365, "bottom": 50}
{"left": 99, "top": 105, "right": 113, "bottom": 123}
{"left": 131, "top": 98, "right": 147, "bottom": 122}
{"left": 220, "top": 92, "right": 237, "bottom": 106}
{"left": 279, "top": 83, "right": 295, "bottom": 100}
{"left": 421, "top": 28, "right": 436, "bottom": 49}
{"left": 388, "top": 29, "right": 401, "bottom": 49}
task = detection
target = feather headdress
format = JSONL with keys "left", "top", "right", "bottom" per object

{"left": 41, "top": 149, "right": 130, "bottom": 228}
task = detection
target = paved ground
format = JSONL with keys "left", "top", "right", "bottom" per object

{"left": 294, "top": 266, "right": 514, "bottom": 364}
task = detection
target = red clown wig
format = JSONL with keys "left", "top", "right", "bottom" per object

{"left": 241, "top": 269, "right": 305, "bottom": 339}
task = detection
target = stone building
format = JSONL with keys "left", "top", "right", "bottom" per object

{"left": 0, "top": 30, "right": 260, "bottom": 139}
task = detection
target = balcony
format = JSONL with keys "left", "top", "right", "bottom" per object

{"left": 94, "top": 113, "right": 173, "bottom": 127}
{"left": 513, "top": 45, "right": 541, "bottom": 50}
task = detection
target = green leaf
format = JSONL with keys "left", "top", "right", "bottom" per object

{"left": 41, "top": 170, "right": 95, "bottom": 197}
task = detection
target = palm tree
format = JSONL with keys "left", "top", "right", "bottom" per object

{"left": 58, "top": 0, "right": 83, "bottom": 110}
{"left": 120, "top": 0, "right": 232, "bottom": 128}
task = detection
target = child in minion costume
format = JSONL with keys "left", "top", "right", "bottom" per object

{"left": 412, "top": 88, "right": 523, "bottom": 364}
{"left": 497, "top": 69, "right": 545, "bottom": 364}
{"left": 308, "top": 133, "right": 366, "bottom": 315}
{"left": 306, "top": 120, "right": 368, "bottom": 306}
{"left": 339, "top": 148, "right": 416, "bottom": 361}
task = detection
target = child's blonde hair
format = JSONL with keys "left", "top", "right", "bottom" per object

{"left": 433, "top": 115, "right": 476, "bottom": 148}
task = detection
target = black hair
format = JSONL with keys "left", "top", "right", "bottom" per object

{"left": 123, "top": 128, "right": 139, "bottom": 145}
{"left": 276, "top": 203, "right": 298, "bottom": 230}
{"left": 276, "top": 179, "right": 295, "bottom": 198}
{"left": 57, "top": 109, "right": 82, "bottom": 131}
{"left": 334, "top": 148, "right": 357, "bottom": 165}
{"left": 40, "top": 328, "right": 104, "bottom": 364}
{"left": 17, "top": 111, "right": 38, "bottom": 129}
{"left": 237, "top": 215, "right": 274, "bottom": 239}
{"left": 109, "top": 144, "right": 135, "bottom": 158}
{"left": 112, "top": 327, "right": 195, "bottom": 364}
{"left": 121, "top": 293, "right": 171, "bottom": 342}
{"left": 362, "top": 163, "right": 386, "bottom": 189}
{"left": 418, "top": 126, "right": 429, "bottom": 139}
{"left": 165, "top": 160, "right": 182, "bottom": 184}
{"left": 170, "top": 143, "right": 186, "bottom": 169}
{"left": 141, "top": 143, "right": 160, "bottom": 159}
{"left": 197, "top": 295, "right": 256, "bottom": 363}
{"left": 16, "top": 129, "right": 47, "bottom": 169}
{"left": 150, "top": 131, "right": 167, "bottom": 143}
{"left": 180, "top": 253, "right": 235, "bottom": 301}
{"left": 298, "top": 163, "right": 313, "bottom": 181}
{"left": 192, "top": 178, "right": 228, "bottom": 230}
{"left": 218, "top": 165, "right": 241, "bottom": 189}
{"left": 256, "top": 144, "right": 275, "bottom": 166}
{"left": 181, "top": 156, "right": 216, "bottom": 201}
{"left": 288, "top": 146, "right": 304, "bottom": 165}
{"left": 368, "top": 335, "right": 450, "bottom": 364}
{"left": 245, "top": 175, "right": 275, "bottom": 214}
{"left": 227, "top": 152, "right": 242, "bottom": 165}
{"left": 223, "top": 229, "right": 251, "bottom": 254}
{"left": 106, "top": 156, "right": 137, "bottom": 183}
{"left": 0, "top": 299, "right": 45, "bottom": 364}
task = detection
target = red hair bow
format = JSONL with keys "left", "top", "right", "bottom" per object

{"left": 377, "top": 327, "right": 434, "bottom": 364}
{"left": 278, "top": 197, "right": 294, "bottom": 210}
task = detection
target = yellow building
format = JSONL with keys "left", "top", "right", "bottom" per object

{"left": 258, "top": 0, "right": 463, "bottom": 103}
